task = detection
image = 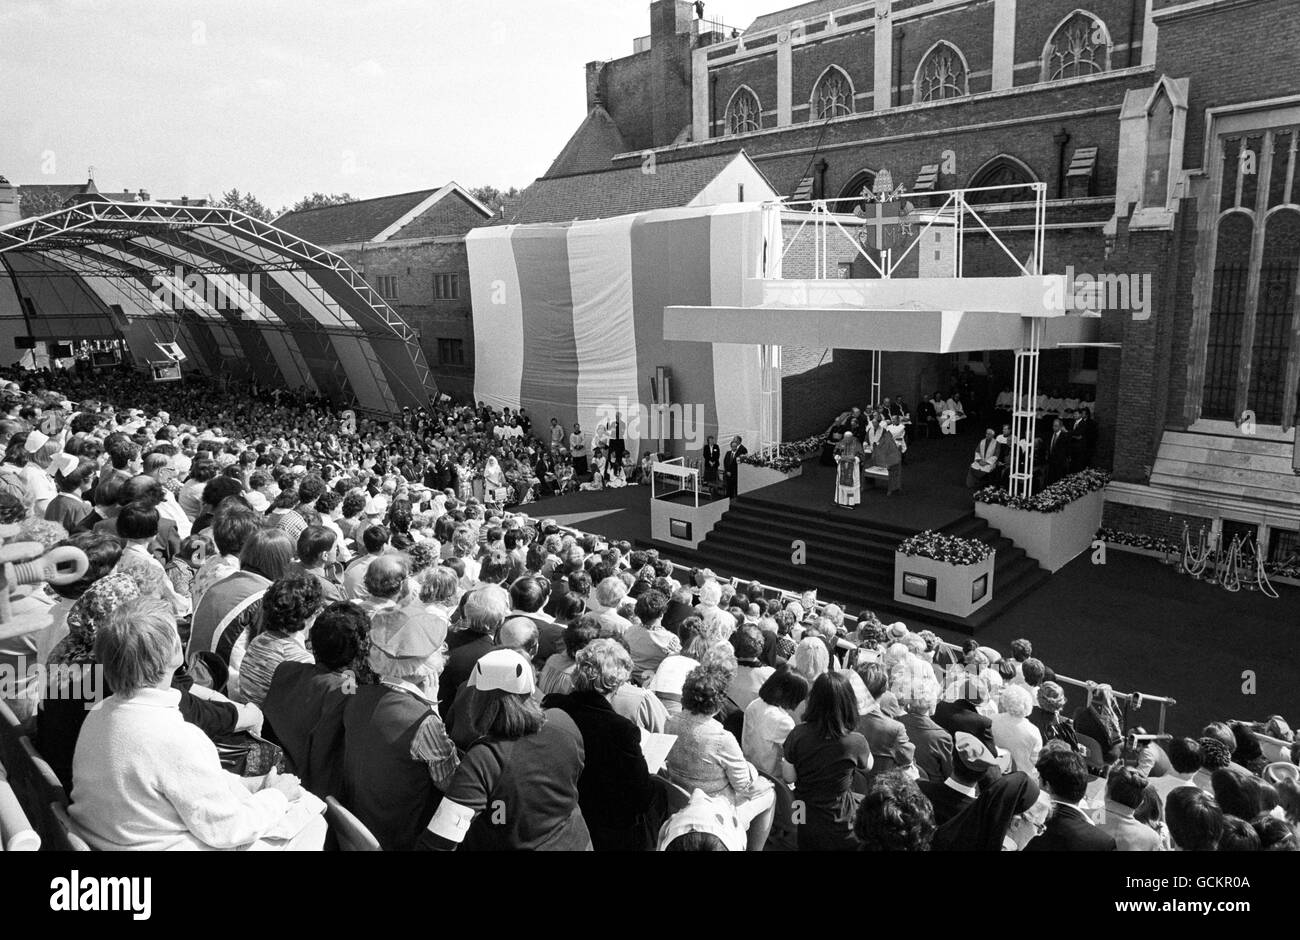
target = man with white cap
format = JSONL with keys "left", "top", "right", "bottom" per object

{"left": 338, "top": 611, "right": 459, "bottom": 851}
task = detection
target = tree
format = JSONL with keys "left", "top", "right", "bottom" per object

{"left": 286, "top": 192, "right": 357, "bottom": 214}
{"left": 216, "top": 188, "right": 273, "bottom": 221}
{"left": 18, "top": 188, "right": 68, "bottom": 218}
{"left": 469, "top": 185, "right": 521, "bottom": 216}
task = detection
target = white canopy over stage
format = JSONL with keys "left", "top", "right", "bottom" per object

{"left": 663, "top": 184, "right": 1105, "bottom": 496}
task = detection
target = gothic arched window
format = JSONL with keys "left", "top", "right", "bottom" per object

{"left": 812, "top": 66, "right": 853, "bottom": 119}
{"left": 914, "top": 42, "right": 968, "bottom": 104}
{"left": 966, "top": 156, "right": 1039, "bottom": 204}
{"left": 837, "top": 169, "right": 879, "bottom": 213}
{"left": 1042, "top": 11, "right": 1111, "bottom": 82}
{"left": 725, "top": 86, "right": 762, "bottom": 135}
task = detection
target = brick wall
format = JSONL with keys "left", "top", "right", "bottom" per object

{"left": 1013, "top": 0, "right": 1147, "bottom": 86}
{"left": 333, "top": 239, "right": 476, "bottom": 402}
{"left": 600, "top": 51, "right": 656, "bottom": 151}
{"left": 895, "top": 0, "right": 996, "bottom": 103}
{"left": 712, "top": 54, "right": 780, "bottom": 133}
{"left": 1156, "top": 0, "right": 1300, "bottom": 172}
{"left": 650, "top": 68, "right": 1143, "bottom": 201}
{"left": 1101, "top": 502, "right": 1212, "bottom": 545}
{"left": 791, "top": 28, "right": 874, "bottom": 119}
{"left": 782, "top": 349, "right": 876, "bottom": 438}
{"left": 392, "top": 191, "right": 489, "bottom": 239}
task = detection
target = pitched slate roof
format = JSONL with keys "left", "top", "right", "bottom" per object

{"left": 17, "top": 179, "right": 152, "bottom": 208}
{"left": 544, "top": 106, "right": 630, "bottom": 178}
{"left": 497, "top": 151, "right": 751, "bottom": 225}
{"left": 274, "top": 189, "right": 438, "bottom": 246}
{"left": 747, "top": 0, "right": 851, "bottom": 34}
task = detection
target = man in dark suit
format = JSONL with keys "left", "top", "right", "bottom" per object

{"left": 933, "top": 675, "right": 997, "bottom": 753}
{"left": 855, "top": 663, "right": 916, "bottom": 779}
{"left": 918, "top": 731, "right": 999, "bottom": 824}
{"left": 1046, "top": 417, "right": 1070, "bottom": 484}
{"left": 701, "top": 436, "right": 721, "bottom": 485}
{"left": 608, "top": 412, "right": 625, "bottom": 467}
{"left": 1071, "top": 407, "right": 1098, "bottom": 469}
{"left": 722, "top": 435, "right": 747, "bottom": 499}
{"left": 899, "top": 693, "right": 954, "bottom": 782}
{"left": 1025, "top": 747, "right": 1117, "bottom": 851}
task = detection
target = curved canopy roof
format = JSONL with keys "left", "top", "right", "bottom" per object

{"left": 0, "top": 199, "right": 434, "bottom": 413}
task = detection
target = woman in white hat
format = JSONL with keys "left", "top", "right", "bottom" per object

{"left": 425, "top": 648, "right": 592, "bottom": 851}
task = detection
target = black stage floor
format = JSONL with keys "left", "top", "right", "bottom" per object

{"left": 534, "top": 428, "right": 983, "bottom": 540}
{"left": 519, "top": 427, "right": 1300, "bottom": 737}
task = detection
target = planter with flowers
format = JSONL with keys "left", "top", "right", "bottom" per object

{"left": 736, "top": 436, "right": 821, "bottom": 493}
{"left": 973, "top": 469, "right": 1109, "bottom": 573}
{"left": 893, "top": 531, "right": 996, "bottom": 619}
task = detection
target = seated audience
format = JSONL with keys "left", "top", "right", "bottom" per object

{"left": 543, "top": 639, "right": 653, "bottom": 851}
{"left": 782, "top": 671, "right": 872, "bottom": 851}
{"left": 666, "top": 665, "right": 775, "bottom": 852}
{"left": 425, "top": 649, "right": 591, "bottom": 850}
{"left": 69, "top": 597, "right": 325, "bottom": 851}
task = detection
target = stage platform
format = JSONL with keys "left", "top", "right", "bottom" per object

{"left": 534, "top": 428, "right": 985, "bottom": 541}
{"left": 519, "top": 430, "right": 1300, "bottom": 735}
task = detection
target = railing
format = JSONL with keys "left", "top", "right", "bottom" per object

{"left": 650, "top": 457, "right": 701, "bottom": 508}
{"left": 694, "top": 16, "right": 742, "bottom": 45}
{"left": 773, "top": 182, "right": 1047, "bottom": 281}
{"left": 505, "top": 507, "right": 1177, "bottom": 734}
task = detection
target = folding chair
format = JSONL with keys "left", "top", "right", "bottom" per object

{"left": 0, "top": 698, "right": 31, "bottom": 778}
{"left": 0, "top": 770, "right": 40, "bottom": 851}
{"left": 325, "top": 796, "right": 382, "bottom": 851}
{"left": 757, "top": 769, "right": 797, "bottom": 852}
{"left": 11, "top": 736, "right": 69, "bottom": 847}
{"left": 46, "top": 802, "right": 92, "bottom": 852}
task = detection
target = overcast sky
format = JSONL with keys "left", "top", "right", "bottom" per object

{"left": 2, "top": 0, "right": 779, "bottom": 209}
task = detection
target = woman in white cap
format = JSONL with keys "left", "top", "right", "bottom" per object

{"left": 424, "top": 648, "right": 592, "bottom": 851}
{"left": 19, "top": 429, "right": 60, "bottom": 517}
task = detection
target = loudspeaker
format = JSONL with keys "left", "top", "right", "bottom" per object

{"left": 14, "top": 336, "right": 36, "bottom": 349}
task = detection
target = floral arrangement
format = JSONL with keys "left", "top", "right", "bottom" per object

{"left": 898, "top": 530, "right": 992, "bottom": 566}
{"left": 738, "top": 435, "right": 823, "bottom": 473}
{"left": 974, "top": 468, "right": 1110, "bottom": 513}
{"left": 1269, "top": 558, "right": 1300, "bottom": 579}
{"left": 1095, "top": 528, "right": 1180, "bottom": 556}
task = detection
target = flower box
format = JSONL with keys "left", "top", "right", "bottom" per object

{"left": 738, "top": 462, "right": 803, "bottom": 494}
{"left": 975, "top": 488, "right": 1104, "bottom": 573}
{"left": 893, "top": 550, "right": 995, "bottom": 619}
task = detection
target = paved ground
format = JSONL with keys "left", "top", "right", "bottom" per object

{"left": 522, "top": 434, "right": 1298, "bottom": 737}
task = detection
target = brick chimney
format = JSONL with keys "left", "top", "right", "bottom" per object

{"left": 648, "top": 0, "right": 695, "bottom": 147}
{"left": 585, "top": 60, "right": 605, "bottom": 110}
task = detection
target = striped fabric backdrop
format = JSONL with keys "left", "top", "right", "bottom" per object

{"left": 467, "top": 203, "right": 768, "bottom": 461}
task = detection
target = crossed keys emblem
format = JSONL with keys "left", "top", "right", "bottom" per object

{"left": 853, "top": 170, "right": 915, "bottom": 252}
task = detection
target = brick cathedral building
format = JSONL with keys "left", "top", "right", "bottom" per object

{"left": 520, "top": 0, "right": 1300, "bottom": 563}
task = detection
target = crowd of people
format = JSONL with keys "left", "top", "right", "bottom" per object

{"left": 0, "top": 364, "right": 1294, "bottom": 853}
